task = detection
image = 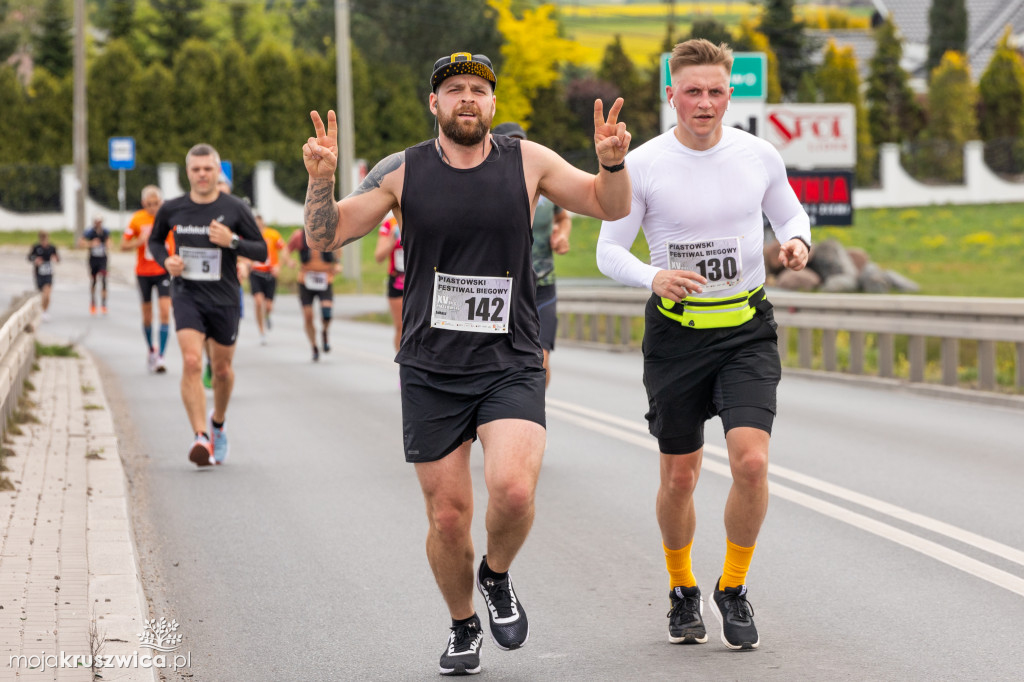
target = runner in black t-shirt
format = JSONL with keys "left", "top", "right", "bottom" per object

{"left": 149, "top": 143, "right": 267, "bottom": 468}
{"left": 28, "top": 231, "right": 60, "bottom": 320}
{"left": 302, "top": 52, "right": 633, "bottom": 675}
{"left": 80, "top": 216, "right": 110, "bottom": 314}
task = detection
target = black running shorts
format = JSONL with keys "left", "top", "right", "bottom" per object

{"left": 172, "top": 293, "right": 240, "bottom": 346}
{"left": 35, "top": 275, "right": 52, "bottom": 291}
{"left": 386, "top": 273, "right": 405, "bottom": 299}
{"left": 399, "top": 365, "right": 547, "bottom": 463}
{"left": 642, "top": 293, "right": 781, "bottom": 455}
{"left": 298, "top": 282, "right": 333, "bottom": 307}
{"left": 137, "top": 274, "right": 171, "bottom": 303}
{"left": 89, "top": 257, "right": 108, "bottom": 276}
{"left": 249, "top": 270, "right": 277, "bottom": 300}
{"left": 536, "top": 283, "right": 558, "bottom": 352}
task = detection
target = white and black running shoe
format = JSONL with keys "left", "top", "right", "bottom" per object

{"left": 667, "top": 585, "right": 708, "bottom": 644}
{"left": 476, "top": 556, "right": 528, "bottom": 650}
{"left": 439, "top": 615, "right": 482, "bottom": 676}
{"left": 710, "top": 578, "right": 759, "bottom": 650}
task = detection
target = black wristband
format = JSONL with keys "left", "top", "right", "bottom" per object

{"left": 791, "top": 236, "right": 811, "bottom": 251}
{"left": 600, "top": 161, "right": 625, "bottom": 173}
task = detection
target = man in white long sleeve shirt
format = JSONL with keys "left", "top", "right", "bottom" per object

{"left": 596, "top": 38, "right": 811, "bottom": 652}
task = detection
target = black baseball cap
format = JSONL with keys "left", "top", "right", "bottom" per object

{"left": 431, "top": 52, "right": 496, "bottom": 92}
{"left": 492, "top": 122, "right": 527, "bottom": 140}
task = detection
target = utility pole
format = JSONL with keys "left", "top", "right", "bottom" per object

{"left": 73, "top": 0, "right": 87, "bottom": 241}
{"left": 335, "top": 0, "right": 360, "bottom": 288}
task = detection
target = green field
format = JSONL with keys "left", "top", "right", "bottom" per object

{"left": 7, "top": 202, "right": 1023, "bottom": 299}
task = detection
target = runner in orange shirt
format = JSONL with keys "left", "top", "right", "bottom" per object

{"left": 121, "top": 185, "right": 175, "bottom": 373}
{"left": 248, "top": 210, "right": 286, "bottom": 345}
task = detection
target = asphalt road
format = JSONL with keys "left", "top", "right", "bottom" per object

{"left": 3, "top": 247, "right": 1023, "bottom": 681}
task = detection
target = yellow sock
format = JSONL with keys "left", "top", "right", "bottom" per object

{"left": 664, "top": 541, "right": 696, "bottom": 589}
{"left": 721, "top": 539, "right": 755, "bottom": 589}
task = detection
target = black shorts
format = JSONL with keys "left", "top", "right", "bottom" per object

{"left": 536, "top": 283, "right": 557, "bottom": 352}
{"left": 249, "top": 270, "right": 277, "bottom": 300}
{"left": 35, "top": 275, "right": 52, "bottom": 291}
{"left": 400, "top": 365, "right": 546, "bottom": 463}
{"left": 299, "top": 283, "right": 334, "bottom": 307}
{"left": 386, "top": 273, "right": 405, "bottom": 299}
{"left": 642, "top": 293, "right": 781, "bottom": 454}
{"left": 89, "top": 257, "right": 108, "bottom": 276}
{"left": 172, "top": 294, "right": 240, "bottom": 346}
{"left": 137, "top": 274, "right": 171, "bottom": 303}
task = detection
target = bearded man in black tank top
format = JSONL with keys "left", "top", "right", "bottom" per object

{"left": 303, "top": 52, "right": 633, "bottom": 676}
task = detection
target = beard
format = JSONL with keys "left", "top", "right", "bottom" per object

{"left": 437, "top": 104, "right": 491, "bottom": 146}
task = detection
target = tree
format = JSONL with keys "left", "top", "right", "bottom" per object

{"left": 250, "top": 41, "right": 302, "bottom": 167}
{"left": 687, "top": 17, "right": 733, "bottom": 47}
{"left": 737, "top": 20, "right": 782, "bottom": 104}
{"left": 290, "top": 0, "right": 335, "bottom": 54}
{"left": 866, "top": 15, "right": 923, "bottom": 144}
{"left": 597, "top": 37, "right": 658, "bottom": 145}
{"left": 978, "top": 28, "right": 1024, "bottom": 141}
{"left": 170, "top": 39, "right": 224, "bottom": 153}
{"left": 487, "top": 0, "right": 587, "bottom": 129}
{"left": 24, "top": 67, "right": 72, "bottom": 165}
{"left": 97, "top": 0, "right": 136, "bottom": 42}
{"left": 148, "top": 0, "right": 208, "bottom": 66}
{"left": 0, "top": 65, "right": 26, "bottom": 162}
{"left": 33, "top": 0, "right": 73, "bottom": 79}
{"left": 923, "top": 51, "right": 977, "bottom": 181}
{"left": 131, "top": 62, "right": 178, "bottom": 164}
{"left": 819, "top": 40, "right": 876, "bottom": 186}
{"left": 351, "top": 0, "right": 503, "bottom": 94}
{"left": 758, "top": 0, "right": 815, "bottom": 101}
{"left": 0, "top": 0, "right": 21, "bottom": 63}
{"left": 218, "top": 41, "right": 260, "bottom": 165}
{"left": 87, "top": 39, "right": 142, "bottom": 162}
{"left": 926, "top": 0, "right": 967, "bottom": 77}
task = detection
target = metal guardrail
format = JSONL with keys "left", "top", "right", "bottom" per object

{"left": 556, "top": 287, "right": 1024, "bottom": 394}
{"left": 0, "top": 293, "right": 41, "bottom": 435}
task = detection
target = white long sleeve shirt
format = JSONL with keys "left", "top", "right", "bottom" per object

{"left": 597, "top": 126, "right": 811, "bottom": 297}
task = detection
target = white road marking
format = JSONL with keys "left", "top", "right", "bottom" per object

{"left": 547, "top": 399, "right": 1024, "bottom": 598}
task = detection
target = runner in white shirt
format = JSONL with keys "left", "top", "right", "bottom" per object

{"left": 597, "top": 38, "right": 811, "bottom": 653}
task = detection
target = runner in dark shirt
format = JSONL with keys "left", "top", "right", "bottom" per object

{"left": 80, "top": 216, "right": 110, "bottom": 314}
{"left": 149, "top": 143, "right": 266, "bottom": 468}
{"left": 28, "top": 231, "right": 60, "bottom": 320}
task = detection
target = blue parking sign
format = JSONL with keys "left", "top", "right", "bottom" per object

{"left": 108, "top": 137, "right": 136, "bottom": 170}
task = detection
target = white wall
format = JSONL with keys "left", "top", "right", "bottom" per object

{"left": 2, "top": 146, "right": 1021, "bottom": 231}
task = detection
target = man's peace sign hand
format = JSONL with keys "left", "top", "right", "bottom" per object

{"left": 304, "top": 110, "right": 339, "bottom": 180}
{"left": 594, "top": 97, "right": 631, "bottom": 168}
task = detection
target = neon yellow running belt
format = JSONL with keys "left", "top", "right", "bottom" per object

{"left": 657, "top": 285, "right": 764, "bottom": 329}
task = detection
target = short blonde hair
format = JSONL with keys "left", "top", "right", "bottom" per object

{"left": 669, "top": 38, "right": 733, "bottom": 76}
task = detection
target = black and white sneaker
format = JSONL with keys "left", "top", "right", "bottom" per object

{"left": 667, "top": 585, "right": 707, "bottom": 644}
{"left": 439, "top": 615, "right": 483, "bottom": 676}
{"left": 709, "top": 578, "right": 759, "bottom": 650}
{"left": 476, "top": 556, "right": 529, "bottom": 650}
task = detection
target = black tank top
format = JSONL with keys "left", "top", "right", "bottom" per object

{"left": 395, "top": 137, "right": 542, "bottom": 372}
{"left": 295, "top": 231, "right": 336, "bottom": 264}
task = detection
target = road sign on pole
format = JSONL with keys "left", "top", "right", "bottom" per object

{"left": 108, "top": 136, "right": 135, "bottom": 170}
{"left": 730, "top": 53, "right": 767, "bottom": 101}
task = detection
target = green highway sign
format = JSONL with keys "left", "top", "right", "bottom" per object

{"left": 661, "top": 51, "right": 766, "bottom": 102}
{"left": 730, "top": 52, "right": 767, "bottom": 100}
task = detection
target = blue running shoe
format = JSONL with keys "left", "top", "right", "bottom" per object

{"left": 208, "top": 410, "right": 229, "bottom": 464}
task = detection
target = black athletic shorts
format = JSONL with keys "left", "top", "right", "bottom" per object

{"left": 137, "top": 274, "right": 171, "bottom": 303}
{"left": 386, "top": 273, "right": 405, "bottom": 299}
{"left": 249, "top": 270, "right": 277, "bottom": 300}
{"left": 35, "top": 275, "right": 52, "bottom": 291}
{"left": 89, "top": 257, "right": 108, "bottom": 276}
{"left": 299, "top": 282, "right": 333, "bottom": 307}
{"left": 642, "top": 293, "right": 781, "bottom": 455}
{"left": 172, "top": 293, "right": 240, "bottom": 346}
{"left": 400, "top": 365, "right": 546, "bottom": 463}
{"left": 536, "top": 283, "right": 557, "bottom": 352}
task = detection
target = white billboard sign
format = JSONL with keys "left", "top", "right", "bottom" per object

{"left": 764, "top": 103, "right": 856, "bottom": 169}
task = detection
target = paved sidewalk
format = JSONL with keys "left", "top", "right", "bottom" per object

{"left": 0, "top": 351, "right": 154, "bottom": 681}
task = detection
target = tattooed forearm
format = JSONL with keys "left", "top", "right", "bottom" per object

{"left": 305, "top": 179, "right": 339, "bottom": 249}
{"left": 346, "top": 151, "right": 405, "bottom": 199}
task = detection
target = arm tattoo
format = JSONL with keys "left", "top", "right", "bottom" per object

{"left": 346, "top": 151, "right": 405, "bottom": 199}
{"left": 304, "top": 179, "right": 339, "bottom": 249}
